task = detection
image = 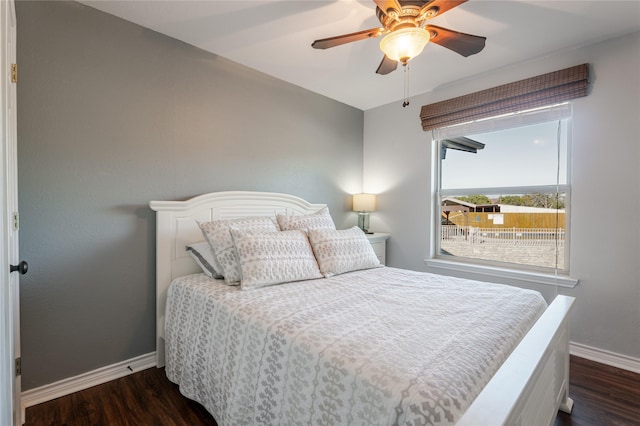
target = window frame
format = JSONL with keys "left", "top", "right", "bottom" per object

{"left": 428, "top": 104, "right": 578, "bottom": 287}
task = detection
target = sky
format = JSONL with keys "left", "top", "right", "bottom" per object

{"left": 441, "top": 119, "right": 568, "bottom": 191}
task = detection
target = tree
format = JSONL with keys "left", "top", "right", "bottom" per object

{"left": 457, "top": 195, "right": 492, "bottom": 205}
{"left": 498, "top": 193, "right": 565, "bottom": 209}
{"left": 498, "top": 195, "right": 524, "bottom": 206}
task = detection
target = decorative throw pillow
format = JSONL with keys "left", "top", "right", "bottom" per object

{"left": 276, "top": 206, "right": 336, "bottom": 231}
{"left": 308, "top": 226, "right": 381, "bottom": 277}
{"left": 186, "top": 241, "right": 223, "bottom": 279}
{"left": 199, "top": 216, "right": 279, "bottom": 285}
{"left": 230, "top": 229, "right": 322, "bottom": 290}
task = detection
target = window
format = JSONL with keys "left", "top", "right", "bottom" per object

{"left": 433, "top": 104, "right": 571, "bottom": 274}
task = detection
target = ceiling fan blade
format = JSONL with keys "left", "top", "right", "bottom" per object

{"left": 426, "top": 25, "right": 486, "bottom": 57}
{"left": 376, "top": 55, "right": 398, "bottom": 75}
{"left": 312, "top": 27, "right": 386, "bottom": 49}
{"left": 374, "top": 0, "right": 403, "bottom": 16}
{"left": 418, "top": 0, "right": 468, "bottom": 20}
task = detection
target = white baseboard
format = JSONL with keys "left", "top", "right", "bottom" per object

{"left": 570, "top": 342, "right": 640, "bottom": 374}
{"left": 21, "top": 352, "right": 156, "bottom": 411}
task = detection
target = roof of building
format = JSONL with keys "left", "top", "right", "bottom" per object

{"left": 442, "top": 197, "right": 565, "bottom": 213}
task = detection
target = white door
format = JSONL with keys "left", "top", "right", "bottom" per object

{"left": 1, "top": 0, "right": 21, "bottom": 424}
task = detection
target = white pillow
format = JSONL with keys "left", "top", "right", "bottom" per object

{"left": 230, "top": 229, "right": 322, "bottom": 290}
{"left": 199, "top": 216, "right": 279, "bottom": 285}
{"left": 308, "top": 226, "right": 381, "bottom": 277}
{"left": 186, "top": 241, "right": 223, "bottom": 279}
{"left": 276, "top": 206, "right": 336, "bottom": 231}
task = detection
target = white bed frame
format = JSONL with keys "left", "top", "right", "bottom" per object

{"left": 150, "top": 190, "right": 575, "bottom": 426}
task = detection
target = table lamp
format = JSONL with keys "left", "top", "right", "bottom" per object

{"left": 353, "top": 193, "right": 376, "bottom": 234}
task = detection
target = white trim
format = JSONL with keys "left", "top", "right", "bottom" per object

{"left": 570, "top": 342, "right": 640, "bottom": 374}
{"left": 440, "top": 184, "right": 571, "bottom": 198}
{"left": 21, "top": 352, "right": 156, "bottom": 411}
{"left": 425, "top": 258, "right": 579, "bottom": 288}
{"left": 2, "top": 1, "right": 20, "bottom": 424}
{"left": 433, "top": 102, "right": 572, "bottom": 139}
{"left": 432, "top": 107, "right": 574, "bottom": 283}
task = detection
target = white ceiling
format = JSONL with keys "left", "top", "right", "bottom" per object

{"left": 79, "top": 0, "right": 640, "bottom": 110}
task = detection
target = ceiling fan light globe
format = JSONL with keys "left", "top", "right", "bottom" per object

{"left": 379, "top": 27, "right": 430, "bottom": 63}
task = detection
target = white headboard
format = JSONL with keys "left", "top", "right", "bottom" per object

{"left": 149, "top": 191, "right": 326, "bottom": 367}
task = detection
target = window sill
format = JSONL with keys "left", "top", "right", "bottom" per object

{"left": 424, "top": 258, "right": 579, "bottom": 288}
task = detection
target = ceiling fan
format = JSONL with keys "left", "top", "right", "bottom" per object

{"left": 311, "top": 0, "right": 486, "bottom": 75}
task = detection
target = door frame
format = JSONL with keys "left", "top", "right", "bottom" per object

{"left": 1, "top": 0, "right": 20, "bottom": 424}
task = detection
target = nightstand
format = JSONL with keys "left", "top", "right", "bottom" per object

{"left": 365, "top": 233, "right": 390, "bottom": 265}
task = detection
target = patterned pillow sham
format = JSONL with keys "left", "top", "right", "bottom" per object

{"left": 230, "top": 229, "right": 322, "bottom": 291}
{"left": 186, "top": 241, "right": 223, "bottom": 279}
{"left": 199, "top": 216, "right": 279, "bottom": 285}
{"left": 276, "top": 206, "right": 336, "bottom": 231}
{"left": 308, "top": 226, "right": 381, "bottom": 278}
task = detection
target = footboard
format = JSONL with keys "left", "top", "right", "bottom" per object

{"left": 457, "top": 295, "right": 575, "bottom": 425}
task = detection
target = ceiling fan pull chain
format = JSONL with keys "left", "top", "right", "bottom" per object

{"left": 402, "top": 62, "right": 410, "bottom": 108}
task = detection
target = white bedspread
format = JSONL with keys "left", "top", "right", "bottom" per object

{"left": 165, "top": 267, "right": 547, "bottom": 426}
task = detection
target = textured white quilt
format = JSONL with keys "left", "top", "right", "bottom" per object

{"left": 165, "top": 267, "right": 547, "bottom": 426}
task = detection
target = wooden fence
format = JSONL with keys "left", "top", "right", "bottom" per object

{"left": 443, "top": 211, "right": 565, "bottom": 229}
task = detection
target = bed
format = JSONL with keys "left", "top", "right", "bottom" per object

{"left": 150, "top": 191, "right": 575, "bottom": 425}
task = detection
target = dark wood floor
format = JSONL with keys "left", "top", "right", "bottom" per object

{"left": 25, "top": 367, "right": 218, "bottom": 426}
{"left": 26, "top": 355, "right": 640, "bottom": 426}
{"left": 554, "top": 356, "right": 640, "bottom": 426}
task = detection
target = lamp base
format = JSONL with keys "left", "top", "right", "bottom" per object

{"left": 358, "top": 212, "right": 372, "bottom": 234}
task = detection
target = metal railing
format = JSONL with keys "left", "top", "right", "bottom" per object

{"left": 441, "top": 225, "right": 565, "bottom": 247}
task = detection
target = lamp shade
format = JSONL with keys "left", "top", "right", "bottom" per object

{"left": 379, "top": 27, "right": 431, "bottom": 63}
{"left": 353, "top": 193, "right": 376, "bottom": 212}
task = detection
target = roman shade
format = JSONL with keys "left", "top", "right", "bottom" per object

{"left": 420, "top": 64, "right": 589, "bottom": 132}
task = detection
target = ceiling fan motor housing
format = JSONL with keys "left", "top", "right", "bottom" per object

{"left": 376, "top": 1, "right": 439, "bottom": 31}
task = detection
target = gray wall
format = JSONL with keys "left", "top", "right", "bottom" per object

{"left": 364, "top": 31, "right": 640, "bottom": 360}
{"left": 17, "top": 1, "right": 363, "bottom": 390}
